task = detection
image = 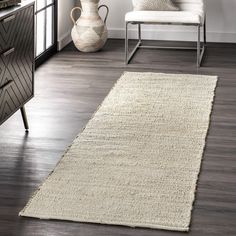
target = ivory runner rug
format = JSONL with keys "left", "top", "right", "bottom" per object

{"left": 20, "top": 72, "right": 217, "bottom": 231}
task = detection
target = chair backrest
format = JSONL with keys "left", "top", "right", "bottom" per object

{"left": 173, "top": 0, "right": 205, "bottom": 16}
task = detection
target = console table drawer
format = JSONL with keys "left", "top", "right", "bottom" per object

{"left": 5, "top": 6, "right": 34, "bottom": 80}
{"left": 0, "top": 75, "right": 32, "bottom": 123}
{"left": 0, "top": 13, "right": 18, "bottom": 53}
{"left": 0, "top": 1, "right": 34, "bottom": 129}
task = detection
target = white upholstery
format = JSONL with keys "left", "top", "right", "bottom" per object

{"left": 125, "top": 11, "right": 202, "bottom": 25}
{"left": 126, "top": 0, "right": 205, "bottom": 25}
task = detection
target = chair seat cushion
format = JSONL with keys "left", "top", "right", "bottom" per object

{"left": 125, "top": 11, "right": 203, "bottom": 25}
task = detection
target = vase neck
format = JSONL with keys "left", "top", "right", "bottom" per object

{"left": 81, "top": 0, "right": 99, "bottom": 15}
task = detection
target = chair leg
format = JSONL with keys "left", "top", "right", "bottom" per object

{"left": 138, "top": 23, "right": 141, "bottom": 44}
{"left": 204, "top": 20, "right": 206, "bottom": 46}
{"left": 125, "top": 22, "right": 129, "bottom": 64}
{"left": 125, "top": 22, "right": 141, "bottom": 64}
{"left": 197, "top": 25, "right": 201, "bottom": 68}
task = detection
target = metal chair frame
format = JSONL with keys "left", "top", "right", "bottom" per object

{"left": 125, "top": 17, "right": 206, "bottom": 67}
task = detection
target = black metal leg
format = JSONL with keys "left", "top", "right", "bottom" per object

{"left": 20, "top": 106, "right": 29, "bottom": 132}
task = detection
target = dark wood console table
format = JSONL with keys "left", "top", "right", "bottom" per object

{"left": 0, "top": 0, "right": 34, "bottom": 131}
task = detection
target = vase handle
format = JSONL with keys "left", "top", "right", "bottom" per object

{"left": 98, "top": 5, "right": 109, "bottom": 24}
{"left": 70, "top": 7, "right": 82, "bottom": 25}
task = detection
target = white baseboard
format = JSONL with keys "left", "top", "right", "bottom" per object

{"left": 108, "top": 27, "right": 236, "bottom": 43}
{"left": 56, "top": 28, "right": 236, "bottom": 51}
{"left": 57, "top": 31, "right": 72, "bottom": 51}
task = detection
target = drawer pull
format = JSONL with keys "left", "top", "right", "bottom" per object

{"left": 3, "top": 48, "right": 15, "bottom": 57}
{"left": 0, "top": 80, "right": 14, "bottom": 91}
{"left": 3, "top": 15, "right": 16, "bottom": 23}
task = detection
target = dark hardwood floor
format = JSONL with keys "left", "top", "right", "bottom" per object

{"left": 0, "top": 39, "right": 236, "bottom": 236}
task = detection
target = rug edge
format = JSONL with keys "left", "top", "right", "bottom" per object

{"left": 19, "top": 213, "right": 189, "bottom": 232}
{"left": 187, "top": 75, "right": 218, "bottom": 229}
{"left": 124, "top": 71, "right": 218, "bottom": 80}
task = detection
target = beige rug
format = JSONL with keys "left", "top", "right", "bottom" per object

{"left": 20, "top": 72, "right": 217, "bottom": 232}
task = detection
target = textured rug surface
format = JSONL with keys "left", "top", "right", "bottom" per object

{"left": 20, "top": 72, "right": 217, "bottom": 231}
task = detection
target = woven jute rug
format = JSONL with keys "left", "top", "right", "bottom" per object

{"left": 20, "top": 72, "right": 217, "bottom": 231}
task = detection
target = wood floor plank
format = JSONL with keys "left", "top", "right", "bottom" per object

{"left": 0, "top": 39, "right": 236, "bottom": 236}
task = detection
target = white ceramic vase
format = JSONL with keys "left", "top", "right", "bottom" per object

{"left": 70, "top": 0, "right": 109, "bottom": 53}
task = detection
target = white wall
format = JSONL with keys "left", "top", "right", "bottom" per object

{"left": 101, "top": 0, "right": 236, "bottom": 43}
{"left": 57, "top": 0, "right": 77, "bottom": 50}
